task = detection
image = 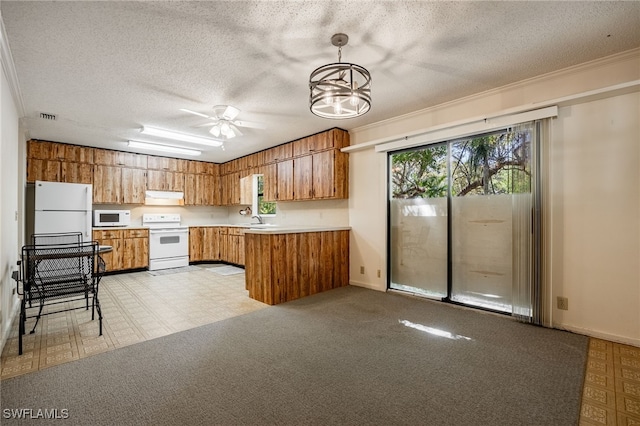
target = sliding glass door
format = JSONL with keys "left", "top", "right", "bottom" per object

{"left": 389, "top": 124, "right": 537, "bottom": 318}
{"left": 389, "top": 144, "right": 448, "bottom": 298}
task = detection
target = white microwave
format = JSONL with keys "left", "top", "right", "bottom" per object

{"left": 93, "top": 210, "right": 131, "bottom": 227}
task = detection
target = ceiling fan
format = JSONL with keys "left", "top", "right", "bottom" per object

{"left": 180, "top": 105, "right": 263, "bottom": 139}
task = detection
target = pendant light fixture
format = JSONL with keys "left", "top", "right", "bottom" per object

{"left": 309, "top": 33, "right": 371, "bottom": 119}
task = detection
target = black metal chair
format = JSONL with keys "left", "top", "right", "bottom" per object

{"left": 13, "top": 240, "right": 105, "bottom": 355}
{"left": 31, "top": 231, "right": 83, "bottom": 246}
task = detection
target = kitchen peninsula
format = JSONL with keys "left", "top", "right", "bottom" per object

{"left": 244, "top": 226, "right": 350, "bottom": 305}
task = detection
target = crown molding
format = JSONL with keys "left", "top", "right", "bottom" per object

{"left": 343, "top": 80, "right": 639, "bottom": 153}
{"left": 0, "top": 13, "right": 26, "bottom": 117}
{"left": 352, "top": 47, "right": 640, "bottom": 135}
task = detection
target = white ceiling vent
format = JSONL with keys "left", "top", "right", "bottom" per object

{"left": 39, "top": 112, "right": 57, "bottom": 121}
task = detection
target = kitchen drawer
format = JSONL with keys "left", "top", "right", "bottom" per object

{"left": 228, "top": 227, "right": 245, "bottom": 236}
{"left": 123, "top": 229, "right": 149, "bottom": 238}
{"left": 93, "top": 229, "right": 123, "bottom": 240}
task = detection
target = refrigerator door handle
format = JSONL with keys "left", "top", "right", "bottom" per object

{"left": 86, "top": 186, "right": 92, "bottom": 240}
{"left": 85, "top": 212, "right": 90, "bottom": 240}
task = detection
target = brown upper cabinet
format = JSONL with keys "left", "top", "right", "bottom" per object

{"left": 93, "top": 148, "right": 148, "bottom": 168}
{"left": 93, "top": 165, "right": 122, "bottom": 204}
{"left": 292, "top": 128, "right": 349, "bottom": 157}
{"left": 27, "top": 127, "right": 348, "bottom": 204}
{"left": 28, "top": 140, "right": 92, "bottom": 163}
{"left": 272, "top": 143, "right": 293, "bottom": 163}
{"left": 61, "top": 162, "right": 93, "bottom": 185}
{"left": 121, "top": 168, "right": 147, "bottom": 204}
{"left": 293, "top": 155, "right": 313, "bottom": 200}
{"left": 27, "top": 159, "right": 61, "bottom": 183}
{"left": 28, "top": 140, "right": 64, "bottom": 160}
{"left": 291, "top": 149, "right": 349, "bottom": 200}
{"left": 186, "top": 160, "right": 215, "bottom": 174}
{"left": 27, "top": 140, "right": 93, "bottom": 184}
{"left": 147, "top": 156, "right": 187, "bottom": 172}
{"left": 312, "top": 149, "right": 348, "bottom": 199}
{"left": 261, "top": 163, "right": 278, "bottom": 202}
{"left": 147, "top": 170, "right": 185, "bottom": 192}
{"left": 63, "top": 144, "right": 94, "bottom": 163}
{"left": 276, "top": 159, "right": 295, "bottom": 201}
{"left": 185, "top": 173, "right": 218, "bottom": 206}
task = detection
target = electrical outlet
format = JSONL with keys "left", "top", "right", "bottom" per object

{"left": 360, "top": 266, "right": 365, "bottom": 274}
{"left": 377, "top": 269, "right": 381, "bottom": 278}
{"left": 557, "top": 297, "right": 569, "bottom": 310}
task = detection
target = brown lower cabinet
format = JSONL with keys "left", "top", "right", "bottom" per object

{"left": 244, "top": 230, "right": 349, "bottom": 305}
{"left": 92, "top": 228, "right": 149, "bottom": 272}
{"left": 189, "top": 226, "right": 221, "bottom": 262}
{"left": 226, "top": 227, "right": 245, "bottom": 266}
{"left": 189, "top": 226, "right": 244, "bottom": 266}
{"left": 122, "top": 229, "right": 149, "bottom": 269}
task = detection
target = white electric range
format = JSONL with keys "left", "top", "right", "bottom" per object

{"left": 143, "top": 213, "right": 189, "bottom": 271}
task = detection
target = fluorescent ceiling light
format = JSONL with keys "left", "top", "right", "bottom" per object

{"left": 128, "top": 140, "right": 201, "bottom": 156}
{"left": 140, "top": 126, "right": 223, "bottom": 147}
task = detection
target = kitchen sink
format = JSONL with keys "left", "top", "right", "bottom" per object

{"left": 247, "top": 224, "right": 278, "bottom": 229}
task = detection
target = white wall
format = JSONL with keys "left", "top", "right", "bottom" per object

{"left": 550, "top": 93, "right": 639, "bottom": 343}
{"left": 0, "top": 61, "right": 20, "bottom": 348}
{"left": 348, "top": 48, "right": 640, "bottom": 345}
{"left": 348, "top": 147, "right": 387, "bottom": 289}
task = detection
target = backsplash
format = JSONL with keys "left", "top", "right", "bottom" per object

{"left": 95, "top": 199, "right": 349, "bottom": 228}
{"left": 96, "top": 205, "right": 230, "bottom": 226}
{"left": 269, "top": 199, "right": 348, "bottom": 227}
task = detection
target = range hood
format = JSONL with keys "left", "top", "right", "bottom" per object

{"left": 145, "top": 191, "right": 184, "bottom": 206}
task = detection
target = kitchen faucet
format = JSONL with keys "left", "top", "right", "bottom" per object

{"left": 251, "top": 214, "right": 263, "bottom": 224}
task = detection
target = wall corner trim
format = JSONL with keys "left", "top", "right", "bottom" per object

{"left": 0, "top": 15, "right": 26, "bottom": 117}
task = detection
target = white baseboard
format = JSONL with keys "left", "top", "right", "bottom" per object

{"left": 553, "top": 323, "right": 640, "bottom": 347}
{"left": 349, "top": 280, "right": 385, "bottom": 292}
{"left": 0, "top": 298, "right": 20, "bottom": 354}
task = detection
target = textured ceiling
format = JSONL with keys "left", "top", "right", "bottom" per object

{"left": 2, "top": 1, "right": 639, "bottom": 163}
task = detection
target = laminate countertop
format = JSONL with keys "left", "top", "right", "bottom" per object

{"left": 93, "top": 225, "right": 351, "bottom": 233}
{"left": 243, "top": 226, "right": 351, "bottom": 234}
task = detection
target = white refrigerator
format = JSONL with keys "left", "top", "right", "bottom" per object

{"left": 34, "top": 181, "right": 93, "bottom": 241}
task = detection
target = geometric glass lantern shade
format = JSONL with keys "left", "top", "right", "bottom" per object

{"left": 309, "top": 33, "right": 371, "bottom": 119}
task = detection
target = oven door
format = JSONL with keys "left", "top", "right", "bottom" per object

{"left": 149, "top": 228, "right": 189, "bottom": 260}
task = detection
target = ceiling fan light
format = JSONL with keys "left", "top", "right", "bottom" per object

{"left": 220, "top": 122, "right": 230, "bottom": 135}
{"left": 226, "top": 128, "right": 236, "bottom": 139}
{"left": 210, "top": 125, "right": 221, "bottom": 137}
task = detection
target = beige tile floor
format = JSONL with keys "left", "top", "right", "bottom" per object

{"left": 580, "top": 338, "right": 640, "bottom": 426}
{"left": 1, "top": 265, "right": 267, "bottom": 379}
{"left": 2, "top": 269, "right": 639, "bottom": 426}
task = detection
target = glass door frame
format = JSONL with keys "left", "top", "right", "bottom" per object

{"left": 386, "top": 123, "right": 541, "bottom": 320}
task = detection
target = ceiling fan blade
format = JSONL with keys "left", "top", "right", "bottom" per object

{"left": 180, "top": 108, "right": 211, "bottom": 119}
{"left": 229, "top": 124, "right": 243, "bottom": 137}
{"left": 221, "top": 105, "right": 240, "bottom": 121}
{"left": 195, "top": 121, "right": 218, "bottom": 128}
{"left": 233, "top": 120, "right": 266, "bottom": 129}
